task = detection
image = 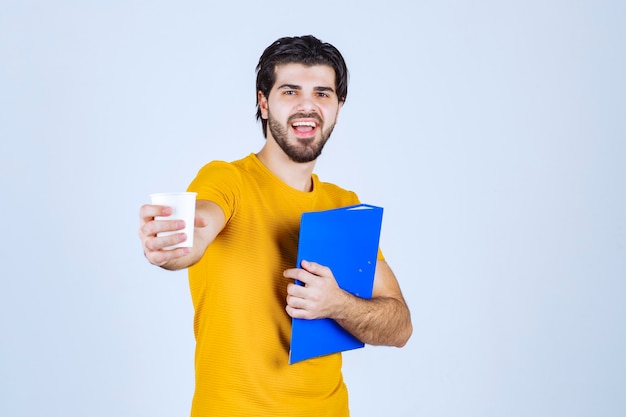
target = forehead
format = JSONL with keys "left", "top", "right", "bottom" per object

{"left": 272, "top": 63, "right": 336, "bottom": 89}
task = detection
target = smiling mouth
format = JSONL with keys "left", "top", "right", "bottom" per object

{"left": 291, "top": 121, "right": 317, "bottom": 134}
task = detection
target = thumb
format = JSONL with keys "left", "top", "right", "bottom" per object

{"left": 194, "top": 214, "right": 209, "bottom": 228}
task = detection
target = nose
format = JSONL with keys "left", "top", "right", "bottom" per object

{"left": 296, "top": 96, "right": 319, "bottom": 114}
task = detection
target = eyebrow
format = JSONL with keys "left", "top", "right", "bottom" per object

{"left": 314, "top": 86, "right": 336, "bottom": 93}
{"left": 277, "top": 84, "right": 336, "bottom": 93}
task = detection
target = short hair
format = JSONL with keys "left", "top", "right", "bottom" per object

{"left": 255, "top": 35, "right": 349, "bottom": 137}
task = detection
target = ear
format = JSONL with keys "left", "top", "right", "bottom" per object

{"left": 258, "top": 91, "right": 269, "bottom": 119}
{"left": 335, "top": 100, "right": 344, "bottom": 120}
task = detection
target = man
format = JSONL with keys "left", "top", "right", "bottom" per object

{"left": 139, "top": 35, "right": 412, "bottom": 417}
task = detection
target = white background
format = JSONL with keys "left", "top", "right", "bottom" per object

{"left": 1, "top": 1, "right": 624, "bottom": 416}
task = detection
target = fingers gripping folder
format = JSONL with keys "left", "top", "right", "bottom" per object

{"left": 289, "top": 204, "right": 384, "bottom": 364}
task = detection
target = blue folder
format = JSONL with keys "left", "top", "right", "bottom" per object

{"left": 289, "top": 204, "right": 384, "bottom": 364}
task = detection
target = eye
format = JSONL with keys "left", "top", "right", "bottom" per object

{"left": 284, "top": 90, "right": 297, "bottom": 95}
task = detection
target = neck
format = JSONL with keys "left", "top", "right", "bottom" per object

{"left": 256, "top": 139, "right": 316, "bottom": 192}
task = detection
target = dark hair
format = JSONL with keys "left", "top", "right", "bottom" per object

{"left": 255, "top": 35, "right": 349, "bottom": 137}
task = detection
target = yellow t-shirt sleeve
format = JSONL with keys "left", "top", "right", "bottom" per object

{"left": 187, "top": 161, "right": 242, "bottom": 223}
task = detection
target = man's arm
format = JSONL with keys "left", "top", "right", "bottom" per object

{"left": 284, "top": 259, "right": 412, "bottom": 347}
{"left": 139, "top": 199, "right": 226, "bottom": 270}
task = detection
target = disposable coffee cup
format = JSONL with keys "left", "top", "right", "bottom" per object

{"left": 150, "top": 192, "right": 197, "bottom": 249}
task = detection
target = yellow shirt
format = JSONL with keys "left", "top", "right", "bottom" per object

{"left": 187, "top": 153, "right": 362, "bottom": 417}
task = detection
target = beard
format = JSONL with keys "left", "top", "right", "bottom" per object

{"left": 268, "top": 111, "right": 336, "bottom": 163}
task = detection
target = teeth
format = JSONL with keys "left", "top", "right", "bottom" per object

{"left": 292, "top": 121, "right": 316, "bottom": 127}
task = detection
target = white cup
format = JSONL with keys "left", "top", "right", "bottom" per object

{"left": 150, "top": 192, "right": 197, "bottom": 249}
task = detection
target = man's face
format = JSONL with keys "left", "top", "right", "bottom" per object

{"left": 258, "top": 63, "right": 343, "bottom": 163}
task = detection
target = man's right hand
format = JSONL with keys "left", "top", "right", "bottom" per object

{"left": 138, "top": 200, "right": 223, "bottom": 270}
{"left": 139, "top": 204, "right": 193, "bottom": 267}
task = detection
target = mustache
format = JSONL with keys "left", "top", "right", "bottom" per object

{"left": 288, "top": 113, "right": 323, "bottom": 124}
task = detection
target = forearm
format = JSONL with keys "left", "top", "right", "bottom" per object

{"left": 334, "top": 292, "right": 412, "bottom": 347}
